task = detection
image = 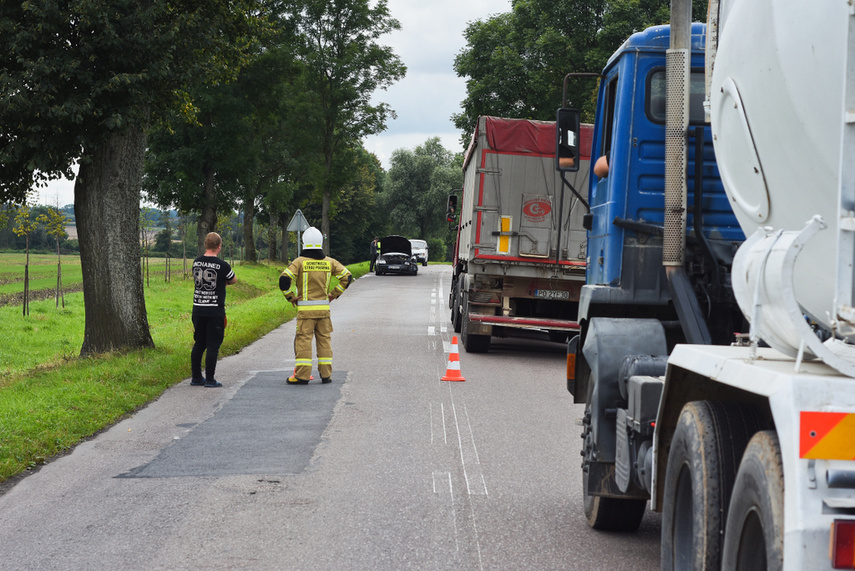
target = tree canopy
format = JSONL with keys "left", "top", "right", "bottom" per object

{"left": 452, "top": 0, "right": 709, "bottom": 138}
{"left": 0, "top": 0, "right": 263, "bottom": 203}
{"left": 381, "top": 138, "right": 463, "bottom": 252}
{"left": 288, "top": 0, "right": 406, "bottom": 253}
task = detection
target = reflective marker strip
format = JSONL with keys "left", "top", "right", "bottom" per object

{"left": 498, "top": 216, "right": 512, "bottom": 254}
{"left": 800, "top": 411, "right": 855, "bottom": 460}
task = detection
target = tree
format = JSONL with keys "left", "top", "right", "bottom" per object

{"left": 143, "top": 81, "right": 256, "bottom": 257}
{"left": 0, "top": 1, "right": 264, "bottom": 355}
{"left": 144, "top": 43, "right": 308, "bottom": 261}
{"left": 140, "top": 209, "right": 157, "bottom": 288}
{"left": 290, "top": 0, "right": 406, "bottom": 254}
{"left": 327, "top": 147, "right": 385, "bottom": 264}
{"left": 12, "top": 198, "right": 38, "bottom": 317}
{"left": 382, "top": 138, "right": 461, "bottom": 241}
{"left": 36, "top": 206, "right": 70, "bottom": 308}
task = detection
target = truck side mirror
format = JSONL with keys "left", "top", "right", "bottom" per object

{"left": 446, "top": 193, "right": 459, "bottom": 225}
{"left": 555, "top": 108, "right": 581, "bottom": 173}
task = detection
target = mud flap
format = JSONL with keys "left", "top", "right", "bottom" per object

{"left": 582, "top": 318, "right": 667, "bottom": 463}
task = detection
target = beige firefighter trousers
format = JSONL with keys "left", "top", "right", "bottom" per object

{"left": 294, "top": 316, "right": 333, "bottom": 380}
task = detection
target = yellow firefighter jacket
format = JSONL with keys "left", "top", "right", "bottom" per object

{"left": 280, "top": 254, "right": 351, "bottom": 318}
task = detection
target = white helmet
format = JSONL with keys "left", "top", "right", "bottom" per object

{"left": 303, "top": 226, "right": 323, "bottom": 250}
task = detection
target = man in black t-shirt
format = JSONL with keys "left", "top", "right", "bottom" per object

{"left": 190, "top": 232, "right": 236, "bottom": 387}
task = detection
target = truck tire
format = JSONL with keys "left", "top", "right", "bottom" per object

{"left": 581, "top": 371, "right": 646, "bottom": 531}
{"left": 450, "top": 279, "right": 461, "bottom": 333}
{"left": 661, "top": 401, "right": 761, "bottom": 570}
{"left": 461, "top": 293, "right": 490, "bottom": 353}
{"left": 721, "top": 431, "right": 784, "bottom": 571}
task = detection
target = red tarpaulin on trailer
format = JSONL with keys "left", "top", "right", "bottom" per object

{"left": 464, "top": 116, "right": 593, "bottom": 168}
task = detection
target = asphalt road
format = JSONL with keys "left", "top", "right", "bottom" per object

{"left": 0, "top": 265, "right": 660, "bottom": 570}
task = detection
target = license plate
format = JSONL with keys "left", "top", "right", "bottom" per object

{"left": 389, "top": 265, "right": 402, "bottom": 270}
{"left": 535, "top": 289, "right": 570, "bottom": 300}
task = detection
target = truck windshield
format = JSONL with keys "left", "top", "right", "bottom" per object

{"left": 647, "top": 69, "right": 706, "bottom": 124}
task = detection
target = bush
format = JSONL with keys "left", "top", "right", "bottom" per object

{"left": 427, "top": 237, "right": 447, "bottom": 262}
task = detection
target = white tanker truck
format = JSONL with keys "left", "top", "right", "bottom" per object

{"left": 558, "top": 1, "right": 855, "bottom": 568}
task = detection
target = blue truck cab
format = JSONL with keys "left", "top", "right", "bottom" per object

{"left": 581, "top": 23, "right": 743, "bottom": 334}
{"left": 563, "top": 23, "right": 746, "bottom": 404}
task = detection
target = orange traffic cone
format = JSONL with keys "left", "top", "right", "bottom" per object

{"left": 441, "top": 336, "right": 466, "bottom": 382}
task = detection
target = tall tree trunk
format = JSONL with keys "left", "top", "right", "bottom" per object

{"left": 243, "top": 197, "right": 257, "bottom": 262}
{"left": 322, "top": 186, "right": 331, "bottom": 256}
{"left": 196, "top": 166, "right": 217, "bottom": 255}
{"left": 56, "top": 236, "right": 64, "bottom": 308}
{"left": 23, "top": 235, "right": 29, "bottom": 317}
{"left": 268, "top": 210, "right": 279, "bottom": 262}
{"left": 322, "top": 146, "right": 333, "bottom": 255}
{"left": 76, "top": 128, "right": 154, "bottom": 355}
{"left": 280, "top": 218, "right": 288, "bottom": 262}
{"left": 181, "top": 217, "right": 188, "bottom": 279}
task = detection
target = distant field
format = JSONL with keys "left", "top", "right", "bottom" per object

{"left": 0, "top": 252, "right": 259, "bottom": 375}
{"left": 0, "top": 253, "right": 204, "bottom": 303}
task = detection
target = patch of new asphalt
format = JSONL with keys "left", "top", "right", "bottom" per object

{"left": 118, "top": 370, "right": 345, "bottom": 479}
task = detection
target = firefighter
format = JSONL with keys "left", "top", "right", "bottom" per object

{"left": 279, "top": 227, "right": 351, "bottom": 384}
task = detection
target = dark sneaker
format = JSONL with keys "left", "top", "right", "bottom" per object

{"left": 204, "top": 380, "right": 223, "bottom": 388}
{"left": 321, "top": 377, "right": 332, "bottom": 384}
{"left": 190, "top": 378, "right": 206, "bottom": 386}
{"left": 287, "top": 376, "right": 309, "bottom": 385}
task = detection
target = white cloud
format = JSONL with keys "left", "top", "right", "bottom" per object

{"left": 364, "top": 0, "right": 511, "bottom": 168}
{"left": 39, "top": 175, "right": 76, "bottom": 208}
{"left": 363, "top": 131, "right": 465, "bottom": 168}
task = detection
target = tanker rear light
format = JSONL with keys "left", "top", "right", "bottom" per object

{"left": 831, "top": 519, "right": 855, "bottom": 569}
{"left": 566, "top": 352, "right": 576, "bottom": 381}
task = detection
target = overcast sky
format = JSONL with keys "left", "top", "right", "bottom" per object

{"left": 38, "top": 0, "right": 511, "bottom": 207}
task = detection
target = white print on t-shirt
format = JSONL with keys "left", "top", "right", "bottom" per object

{"left": 194, "top": 264, "right": 222, "bottom": 307}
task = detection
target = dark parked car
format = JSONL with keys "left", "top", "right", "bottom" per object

{"left": 375, "top": 235, "right": 418, "bottom": 275}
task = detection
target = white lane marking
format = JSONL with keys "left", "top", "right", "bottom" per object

{"left": 432, "top": 471, "right": 460, "bottom": 553}
{"left": 430, "top": 403, "right": 449, "bottom": 445}
{"left": 451, "top": 402, "right": 488, "bottom": 497}
{"left": 428, "top": 326, "right": 436, "bottom": 336}
{"left": 430, "top": 403, "right": 434, "bottom": 445}
{"left": 463, "top": 404, "right": 488, "bottom": 496}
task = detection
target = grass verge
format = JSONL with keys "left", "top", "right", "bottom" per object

{"left": 0, "top": 260, "right": 370, "bottom": 484}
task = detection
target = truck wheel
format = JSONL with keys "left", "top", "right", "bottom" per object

{"left": 721, "top": 431, "right": 784, "bottom": 571}
{"left": 451, "top": 283, "right": 462, "bottom": 333}
{"left": 581, "top": 371, "right": 646, "bottom": 531}
{"left": 461, "top": 293, "right": 490, "bottom": 353}
{"left": 661, "top": 401, "right": 761, "bottom": 570}
{"left": 582, "top": 456, "right": 647, "bottom": 531}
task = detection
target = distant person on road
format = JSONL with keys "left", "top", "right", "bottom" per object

{"left": 369, "top": 236, "right": 379, "bottom": 272}
{"left": 280, "top": 227, "right": 351, "bottom": 385}
{"left": 190, "top": 232, "right": 236, "bottom": 388}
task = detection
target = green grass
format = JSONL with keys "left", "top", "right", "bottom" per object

{"left": 0, "top": 257, "right": 370, "bottom": 483}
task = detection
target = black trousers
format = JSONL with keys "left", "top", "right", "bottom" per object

{"left": 191, "top": 314, "right": 225, "bottom": 381}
